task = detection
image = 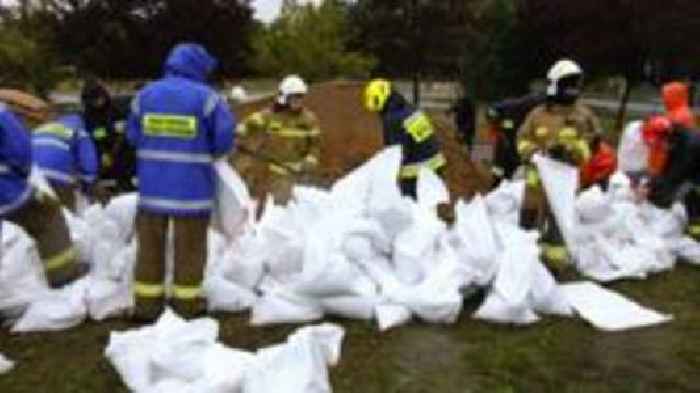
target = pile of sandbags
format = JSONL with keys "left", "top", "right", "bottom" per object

{"left": 0, "top": 149, "right": 676, "bottom": 333}
{"left": 105, "top": 309, "right": 344, "bottom": 393}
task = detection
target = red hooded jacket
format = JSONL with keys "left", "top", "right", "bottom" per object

{"left": 662, "top": 82, "right": 696, "bottom": 128}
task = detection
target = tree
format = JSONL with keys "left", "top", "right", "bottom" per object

{"left": 45, "top": 0, "right": 256, "bottom": 79}
{"left": 250, "top": 0, "right": 375, "bottom": 81}
{"left": 518, "top": 0, "right": 700, "bottom": 131}
{"left": 0, "top": 7, "right": 67, "bottom": 96}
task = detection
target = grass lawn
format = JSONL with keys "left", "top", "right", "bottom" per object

{"left": 1, "top": 264, "right": 699, "bottom": 393}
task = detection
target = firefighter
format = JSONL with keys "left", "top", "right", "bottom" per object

{"left": 485, "top": 93, "right": 545, "bottom": 188}
{"left": 363, "top": 79, "right": 446, "bottom": 199}
{"left": 0, "top": 94, "right": 81, "bottom": 288}
{"left": 32, "top": 113, "right": 99, "bottom": 211}
{"left": 127, "top": 43, "right": 235, "bottom": 321}
{"left": 236, "top": 75, "right": 321, "bottom": 203}
{"left": 81, "top": 79, "right": 136, "bottom": 200}
{"left": 517, "top": 59, "right": 603, "bottom": 268}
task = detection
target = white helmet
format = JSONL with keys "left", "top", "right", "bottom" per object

{"left": 546, "top": 59, "right": 583, "bottom": 97}
{"left": 229, "top": 85, "right": 247, "bottom": 102}
{"left": 277, "top": 74, "right": 308, "bottom": 105}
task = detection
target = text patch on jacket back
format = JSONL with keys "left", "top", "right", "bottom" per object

{"left": 143, "top": 114, "right": 198, "bottom": 139}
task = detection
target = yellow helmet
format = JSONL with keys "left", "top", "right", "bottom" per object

{"left": 363, "top": 79, "right": 391, "bottom": 112}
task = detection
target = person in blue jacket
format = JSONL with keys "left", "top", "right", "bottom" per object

{"left": 1, "top": 103, "right": 80, "bottom": 288}
{"left": 127, "top": 43, "right": 235, "bottom": 321}
{"left": 33, "top": 113, "right": 98, "bottom": 211}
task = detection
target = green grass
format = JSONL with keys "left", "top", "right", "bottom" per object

{"left": 2, "top": 264, "right": 700, "bottom": 392}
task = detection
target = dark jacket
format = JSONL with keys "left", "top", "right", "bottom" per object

{"left": 380, "top": 93, "right": 445, "bottom": 178}
{"left": 649, "top": 126, "right": 700, "bottom": 208}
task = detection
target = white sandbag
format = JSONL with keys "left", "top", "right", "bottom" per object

{"left": 534, "top": 155, "right": 579, "bottom": 259}
{"left": 670, "top": 236, "right": 700, "bottom": 264}
{"left": 213, "top": 159, "right": 253, "bottom": 240}
{"left": 451, "top": 196, "right": 500, "bottom": 285}
{"left": 0, "top": 223, "right": 48, "bottom": 315}
{"left": 150, "top": 316, "right": 219, "bottom": 382}
{"left": 87, "top": 277, "right": 132, "bottom": 321}
{"left": 320, "top": 296, "right": 379, "bottom": 320}
{"left": 375, "top": 304, "right": 412, "bottom": 332}
{"left": 197, "top": 344, "right": 255, "bottom": 393}
{"left": 416, "top": 166, "right": 449, "bottom": 209}
{"left": 204, "top": 275, "right": 258, "bottom": 313}
{"left": 530, "top": 262, "right": 573, "bottom": 316}
{"left": 388, "top": 285, "right": 463, "bottom": 324}
{"left": 250, "top": 293, "right": 323, "bottom": 326}
{"left": 485, "top": 180, "right": 526, "bottom": 225}
{"left": 617, "top": 121, "right": 648, "bottom": 174}
{"left": 242, "top": 323, "right": 345, "bottom": 393}
{"left": 473, "top": 292, "right": 540, "bottom": 325}
{"left": 12, "top": 278, "right": 89, "bottom": 333}
{"left": 214, "top": 234, "right": 266, "bottom": 290}
{"left": 562, "top": 282, "right": 672, "bottom": 331}
{"left": 0, "top": 353, "right": 14, "bottom": 374}
{"left": 29, "top": 166, "right": 58, "bottom": 200}
{"left": 101, "top": 193, "right": 138, "bottom": 243}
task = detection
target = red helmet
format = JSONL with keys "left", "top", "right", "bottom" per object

{"left": 642, "top": 115, "right": 673, "bottom": 147}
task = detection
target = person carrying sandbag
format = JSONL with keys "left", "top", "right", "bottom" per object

{"left": 363, "top": 79, "right": 446, "bottom": 199}
{"left": 0, "top": 94, "right": 82, "bottom": 288}
{"left": 517, "top": 59, "right": 604, "bottom": 269}
{"left": 127, "top": 43, "right": 235, "bottom": 321}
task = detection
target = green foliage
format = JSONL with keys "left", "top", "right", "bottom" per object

{"left": 0, "top": 17, "right": 68, "bottom": 97}
{"left": 250, "top": 1, "right": 375, "bottom": 81}
{"left": 460, "top": 0, "right": 535, "bottom": 101}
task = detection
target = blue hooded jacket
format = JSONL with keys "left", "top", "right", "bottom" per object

{"left": 33, "top": 114, "right": 98, "bottom": 188}
{"left": 0, "top": 104, "right": 32, "bottom": 218}
{"left": 127, "top": 43, "right": 235, "bottom": 216}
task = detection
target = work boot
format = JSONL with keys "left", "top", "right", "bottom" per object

{"left": 171, "top": 298, "right": 207, "bottom": 320}
{"left": 131, "top": 296, "right": 165, "bottom": 323}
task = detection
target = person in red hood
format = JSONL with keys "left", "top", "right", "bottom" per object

{"left": 662, "top": 81, "right": 696, "bottom": 128}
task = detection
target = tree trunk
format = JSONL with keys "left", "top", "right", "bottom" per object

{"left": 614, "top": 78, "right": 633, "bottom": 134}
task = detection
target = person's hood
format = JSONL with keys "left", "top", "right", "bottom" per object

{"left": 662, "top": 82, "right": 689, "bottom": 112}
{"left": 164, "top": 43, "right": 217, "bottom": 82}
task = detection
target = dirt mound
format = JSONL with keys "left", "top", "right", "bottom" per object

{"left": 232, "top": 81, "right": 490, "bottom": 203}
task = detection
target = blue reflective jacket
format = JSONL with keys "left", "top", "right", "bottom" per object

{"left": 0, "top": 105, "right": 32, "bottom": 218}
{"left": 33, "top": 114, "right": 98, "bottom": 188}
{"left": 127, "top": 43, "right": 236, "bottom": 217}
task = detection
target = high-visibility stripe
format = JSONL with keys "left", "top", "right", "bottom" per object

{"left": 543, "top": 244, "right": 568, "bottom": 263}
{"left": 139, "top": 196, "right": 213, "bottom": 211}
{"left": 39, "top": 167, "right": 76, "bottom": 185}
{"left": 269, "top": 163, "right": 291, "bottom": 175}
{"left": 0, "top": 185, "right": 32, "bottom": 216}
{"left": 271, "top": 127, "right": 321, "bottom": 138}
{"left": 44, "top": 246, "right": 77, "bottom": 272}
{"left": 32, "top": 138, "right": 71, "bottom": 151}
{"left": 137, "top": 150, "right": 213, "bottom": 164}
{"left": 688, "top": 225, "right": 700, "bottom": 236}
{"left": 0, "top": 164, "right": 9, "bottom": 175}
{"left": 399, "top": 153, "right": 446, "bottom": 179}
{"left": 79, "top": 174, "right": 96, "bottom": 183}
{"left": 403, "top": 111, "right": 435, "bottom": 143}
{"left": 134, "top": 282, "right": 166, "bottom": 299}
{"left": 172, "top": 284, "right": 204, "bottom": 300}
{"left": 203, "top": 94, "right": 219, "bottom": 117}
{"left": 526, "top": 167, "right": 539, "bottom": 187}
{"left": 35, "top": 123, "right": 74, "bottom": 139}
{"left": 131, "top": 95, "right": 140, "bottom": 116}
{"left": 518, "top": 140, "right": 535, "bottom": 155}
{"left": 143, "top": 114, "right": 198, "bottom": 139}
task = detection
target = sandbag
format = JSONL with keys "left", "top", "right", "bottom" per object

{"left": 562, "top": 282, "right": 672, "bottom": 331}
{"left": 0, "top": 353, "right": 14, "bottom": 375}
{"left": 212, "top": 159, "right": 254, "bottom": 240}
